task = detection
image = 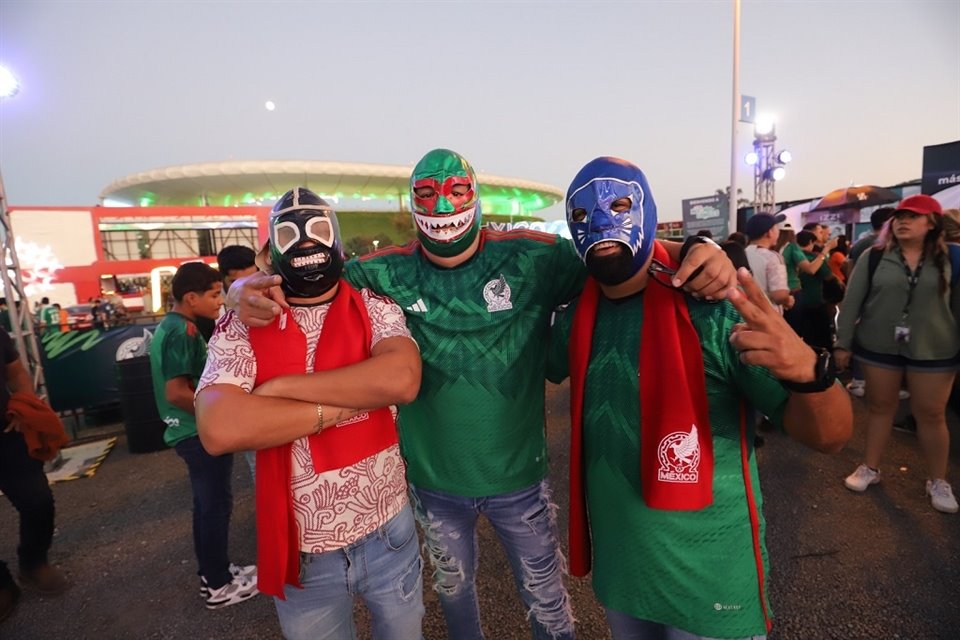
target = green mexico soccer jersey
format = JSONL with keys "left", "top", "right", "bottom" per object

{"left": 150, "top": 312, "right": 208, "bottom": 447}
{"left": 40, "top": 306, "right": 61, "bottom": 333}
{"left": 781, "top": 242, "right": 806, "bottom": 291}
{"left": 345, "top": 229, "right": 586, "bottom": 496}
{"left": 547, "top": 293, "right": 789, "bottom": 638}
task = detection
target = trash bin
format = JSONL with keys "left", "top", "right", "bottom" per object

{"left": 116, "top": 356, "right": 168, "bottom": 453}
{"left": 82, "top": 403, "right": 124, "bottom": 427}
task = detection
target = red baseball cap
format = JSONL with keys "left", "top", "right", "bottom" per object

{"left": 895, "top": 194, "right": 943, "bottom": 216}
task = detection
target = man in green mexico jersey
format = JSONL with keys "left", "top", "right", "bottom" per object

{"left": 547, "top": 156, "right": 852, "bottom": 639}
{"left": 232, "top": 149, "right": 740, "bottom": 638}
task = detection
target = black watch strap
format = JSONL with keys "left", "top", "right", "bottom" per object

{"left": 677, "top": 234, "right": 718, "bottom": 264}
{"left": 782, "top": 348, "right": 836, "bottom": 394}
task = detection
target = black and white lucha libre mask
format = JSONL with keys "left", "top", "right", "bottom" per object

{"left": 268, "top": 187, "right": 344, "bottom": 298}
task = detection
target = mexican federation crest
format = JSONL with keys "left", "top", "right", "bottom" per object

{"left": 483, "top": 274, "right": 513, "bottom": 313}
{"left": 115, "top": 329, "right": 154, "bottom": 361}
{"left": 657, "top": 424, "right": 701, "bottom": 484}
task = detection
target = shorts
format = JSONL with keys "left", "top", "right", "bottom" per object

{"left": 852, "top": 342, "right": 960, "bottom": 373}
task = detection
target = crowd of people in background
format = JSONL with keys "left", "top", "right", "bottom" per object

{"left": 29, "top": 295, "right": 128, "bottom": 334}
{"left": 709, "top": 195, "right": 960, "bottom": 515}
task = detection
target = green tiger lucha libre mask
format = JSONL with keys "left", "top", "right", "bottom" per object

{"left": 410, "top": 148, "right": 482, "bottom": 258}
{"left": 268, "top": 187, "right": 344, "bottom": 298}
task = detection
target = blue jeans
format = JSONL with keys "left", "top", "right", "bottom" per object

{"left": 0, "top": 429, "right": 55, "bottom": 587}
{"left": 605, "top": 609, "right": 766, "bottom": 640}
{"left": 410, "top": 480, "right": 574, "bottom": 640}
{"left": 273, "top": 505, "right": 424, "bottom": 640}
{"left": 174, "top": 435, "right": 234, "bottom": 589}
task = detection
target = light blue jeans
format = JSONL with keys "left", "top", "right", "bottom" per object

{"left": 410, "top": 480, "right": 575, "bottom": 640}
{"left": 605, "top": 609, "right": 766, "bottom": 640}
{"left": 273, "top": 505, "right": 424, "bottom": 640}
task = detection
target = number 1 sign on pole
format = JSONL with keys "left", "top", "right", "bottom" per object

{"left": 740, "top": 95, "right": 756, "bottom": 124}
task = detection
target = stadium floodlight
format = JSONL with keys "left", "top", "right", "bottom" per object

{"left": 754, "top": 117, "right": 775, "bottom": 137}
{"left": 777, "top": 150, "right": 792, "bottom": 164}
{"left": 745, "top": 151, "right": 759, "bottom": 166}
{"left": 771, "top": 166, "right": 786, "bottom": 181}
{"left": 0, "top": 65, "right": 19, "bottom": 99}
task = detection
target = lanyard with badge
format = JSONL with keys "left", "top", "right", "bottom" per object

{"left": 894, "top": 247, "right": 924, "bottom": 344}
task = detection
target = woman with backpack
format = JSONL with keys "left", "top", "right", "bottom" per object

{"left": 834, "top": 195, "right": 960, "bottom": 513}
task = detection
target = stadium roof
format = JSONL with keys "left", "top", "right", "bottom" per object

{"left": 99, "top": 160, "right": 563, "bottom": 216}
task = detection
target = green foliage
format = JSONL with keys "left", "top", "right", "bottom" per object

{"left": 339, "top": 210, "right": 545, "bottom": 257}
{"left": 715, "top": 187, "right": 751, "bottom": 208}
{"left": 340, "top": 211, "right": 413, "bottom": 257}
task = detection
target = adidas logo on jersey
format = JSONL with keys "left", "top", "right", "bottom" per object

{"left": 405, "top": 299, "right": 428, "bottom": 313}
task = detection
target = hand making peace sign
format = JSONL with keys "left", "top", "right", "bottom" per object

{"left": 726, "top": 267, "right": 818, "bottom": 385}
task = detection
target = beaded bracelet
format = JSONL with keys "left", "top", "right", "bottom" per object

{"left": 314, "top": 403, "right": 324, "bottom": 435}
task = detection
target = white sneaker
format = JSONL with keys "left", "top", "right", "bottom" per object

{"left": 926, "top": 479, "right": 959, "bottom": 514}
{"left": 844, "top": 464, "right": 880, "bottom": 492}
{"left": 229, "top": 563, "right": 257, "bottom": 579}
{"left": 203, "top": 574, "right": 258, "bottom": 609}
{"left": 846, "top": 379, "right": 866, "bottom": 397}
{"left": 200, "top": 564, "right": 257, "bottom": 597}
{"left": 898, "top": 389, "right": 910, "bottom": 400}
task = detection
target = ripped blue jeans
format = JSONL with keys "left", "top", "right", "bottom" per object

{"left": 409, "top": 480, "right": 575, "bottom": 640}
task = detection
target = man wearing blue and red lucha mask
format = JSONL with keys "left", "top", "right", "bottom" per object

{"left": 547, "top": 157, "right": 852, "bottom": 640}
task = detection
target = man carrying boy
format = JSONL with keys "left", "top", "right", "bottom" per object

{"left": 149, "top": 262, "right": 257, "bottom": 610}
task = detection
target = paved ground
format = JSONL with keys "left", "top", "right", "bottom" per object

{"left": 2, "top": 381, "right": 958, "bottom": 639}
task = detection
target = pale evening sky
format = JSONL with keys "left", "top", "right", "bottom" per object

{"left": 0, "top": 0, "right": 958, "bottom": 221}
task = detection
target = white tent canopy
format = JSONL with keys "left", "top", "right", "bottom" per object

{"left": 934, "top": 184, "right": 960, "bottom": 210}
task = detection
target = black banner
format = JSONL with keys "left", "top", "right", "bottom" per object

{"left": 922, "top": 140, "right": 960, "bottom": 196}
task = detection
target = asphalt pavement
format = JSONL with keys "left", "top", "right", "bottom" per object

{"left": 1, "top": 381, "right": 958, "bottom": 639}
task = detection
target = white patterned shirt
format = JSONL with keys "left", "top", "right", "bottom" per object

{"left": 198, "top": 288, "right": 414, "bottom": 553}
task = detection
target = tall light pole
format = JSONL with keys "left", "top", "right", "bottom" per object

{"left": 728, "top": 0, "right": 741, "bottom": 234}
{"left": 0, "top": 65, "right": 47, "bottom": 395}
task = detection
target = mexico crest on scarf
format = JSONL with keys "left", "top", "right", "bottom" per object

{"left": 656, "top": 424, "right": 701, "bottom": 484}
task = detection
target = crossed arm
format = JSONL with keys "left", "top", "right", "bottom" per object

{"left": 196, "top": 336, "right": 420, "bottom": 455}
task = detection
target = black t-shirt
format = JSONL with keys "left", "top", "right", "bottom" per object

{"left": 0, "top": 328, "right": 21, "bottom": 426}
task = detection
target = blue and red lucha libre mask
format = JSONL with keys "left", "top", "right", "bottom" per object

{"left": 565, "top": 157, "right": 658, "bottom": 285}
{"left": 268, "top": 187, "right": 344, "bottom": 298}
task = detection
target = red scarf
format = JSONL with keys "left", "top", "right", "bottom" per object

{"left": 567, "top": 241, "right": 712, "bottom": 576}
{"left": 247, "top": 281, "right": 398, "bottom": 598}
